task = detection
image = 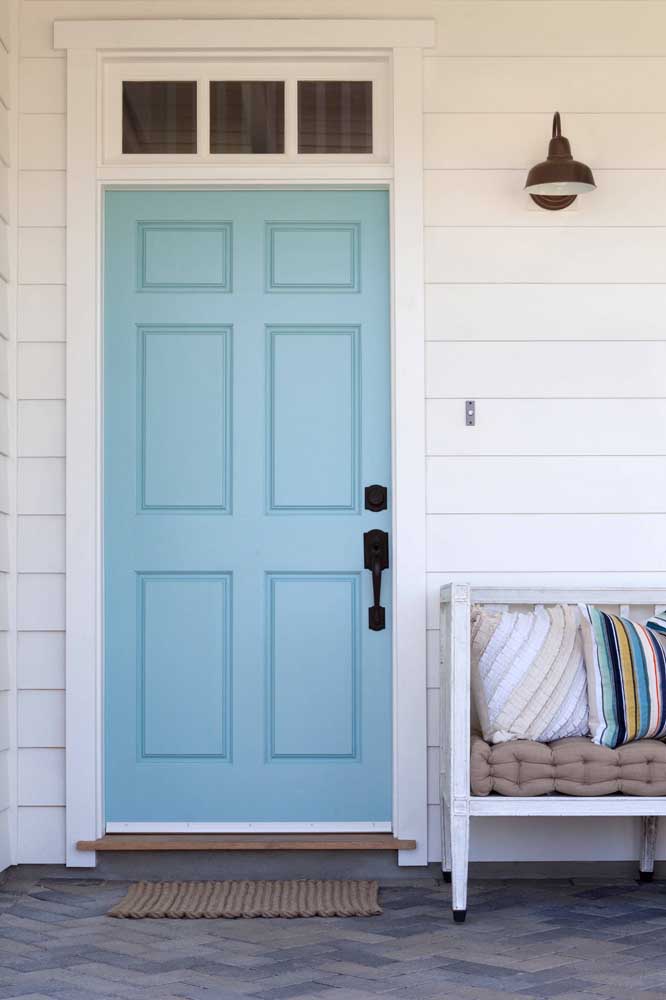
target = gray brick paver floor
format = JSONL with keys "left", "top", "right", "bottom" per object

{"left": 0, "top": 873, "right": 663, "bottom": 999}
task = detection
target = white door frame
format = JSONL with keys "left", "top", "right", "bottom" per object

{"left": 55, "top": 17, "right": 434, "bottom": 867}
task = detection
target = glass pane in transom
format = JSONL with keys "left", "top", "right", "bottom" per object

{"left": 122, "top": 81, "right": 197, "bottom": 154}
{"left": 210, "top": 81, "right": 285, "bottom": 154}
{"left": 298, "top": 81, "right": 372, "bottom": 154}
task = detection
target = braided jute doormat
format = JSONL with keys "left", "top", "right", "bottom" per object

{"left": 108, "top": 879, "right": 382, "bottom": 918}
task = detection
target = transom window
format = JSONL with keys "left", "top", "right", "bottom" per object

{"left": 104, "top": 58, "right": 389, "bottom": 163}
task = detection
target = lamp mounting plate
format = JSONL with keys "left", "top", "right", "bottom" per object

{"left": 529, "top": 193, "right": 577, "bottom": 211}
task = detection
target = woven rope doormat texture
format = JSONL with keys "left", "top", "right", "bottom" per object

{"left": 108, "top": 879, "right": 382, "bottom": 918}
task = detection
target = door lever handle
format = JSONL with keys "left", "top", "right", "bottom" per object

{"left": 363, "top": 529, "right": 389, "bottom": 631}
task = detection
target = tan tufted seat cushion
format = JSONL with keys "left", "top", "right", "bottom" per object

{"left": 471, "top": 733, "right": 666, "bottom": 797}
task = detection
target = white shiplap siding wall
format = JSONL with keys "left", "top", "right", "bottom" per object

{"left": 16, "top": 0, "right": 666, "bottom": 865}
{"left": 424, "top": 2, "right": 666, "bottom": 863}
{"left": 17, "top": 7, "right": 65, "bottom": 861}
{"left": 0, "top": 0, "right": 15, "bottom": 874}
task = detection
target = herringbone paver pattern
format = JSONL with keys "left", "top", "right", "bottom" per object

{"left": 0, "top": 872, "right": 665, "bottom": 999}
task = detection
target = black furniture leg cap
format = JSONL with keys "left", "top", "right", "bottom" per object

{"left": 639, "top": 870, "right": 654, "bottom": 882}
{"left": 443, "top": 871, "right": 452, "bottom": 883}
{"left": 453, "top": 909, "right": 466, "bottom": 923}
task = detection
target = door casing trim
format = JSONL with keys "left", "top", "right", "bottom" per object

{"left": 58, "top": 18, "right": 432, "bottom": 867}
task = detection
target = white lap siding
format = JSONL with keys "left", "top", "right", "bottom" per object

{"left": 423, "top": 1, "right": 666, "bottom": 864}
{"left": 15, "top": 0, "right": 666, "bottom": 865}
{"left": 17, "top": 9, "right": 65, "bottom": 863}
{"left": 0, "top": 0, "right": 16, "bottom": 874}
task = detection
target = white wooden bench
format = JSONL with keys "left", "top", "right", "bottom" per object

{"left": 440, "top": 584, "right": 666, "bottom": 923}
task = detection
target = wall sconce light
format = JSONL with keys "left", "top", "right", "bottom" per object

{"left": 525, "top": 112, "right": 596, "bottom": 210}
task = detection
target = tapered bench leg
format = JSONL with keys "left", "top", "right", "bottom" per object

{"left": 451, "top": 812, "right": 469, "bottom": 922}
{"left": 639, "top": 816, "right": 658, "bottom": 882}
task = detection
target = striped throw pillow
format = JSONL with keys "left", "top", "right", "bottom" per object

{"left": 471, "top": 604, "right": 588, "bottom": 744}
{"left": 578, "top": 606, "right": 666, "bottom": 748}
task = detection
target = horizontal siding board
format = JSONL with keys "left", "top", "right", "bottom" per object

{"left": 0, "top": 45, "right": 9, "bottom": 111}
{"left": 0, "top": 456, "right": 9, "bottom": 514}
{"left": 18, "top": 690, "right": 65, "bottom": 747}
{"left": 426, "top": 284, "right": 666, "bottom": 342}
{"left": 18, "top": 632, "right": 65, "bottom": 690}
{"left": 0, "top": 0, "right": 9, "bottom": 56}
{"left": 0, "top": 633, "right": 8, "bottom": 692}
{"left": 425, "top": 170, "right": 666, "bottom": 228}
{"left": 426, "top": 627, "right": 439, "bottom": 688}
{"left": 427, "top": 398, "right": 666, "bottom": 457}
{"left": 17, "top": 343, "right": 65, "bottom": 399}
{"left": 425, "top": 113, "right": 666, "bottom": 170}
{"left": 0, "top": 691, "right": 7, "bottom": 751}
{"left": 18, "top": 227, "right": 65, "bottom": 284}
{"left": 0, "top": 105, "right": 8, "bottom": 166}
{"left": 0, "top": 221, "right": 8, "bottom": 283}
{"left": 0, "top": 754, "right": 8, "bottom": 815}
{"left": 424, "top": 57, "right": 666, "bottom": 114}
{"left": 469, "top": 815, "right": 642, "bottom": 863}
{"left": 18, "top": 516, "right": 65, "bottom": 573}
{"left": 426, "top": 341, "right": 666, "bottom": 398}
{"left": 17, "top": 400, "right": 65, "bottom": 457}
{"left": 427, "top": 513, "right": 666, "bottom": 572}
{"left": 0, "top": 812, "right": 9, "bottom": 872}
{"left": 17, "top": 574, "right": 65, "bottom": 631}
{"left": 0, "top": 324, "right": 7, "bottom": 397}
{"left": 18, "top": 458, "right": 65, "bottom": 514}
{"left": 17, "top": 807, "right": 65, "bottom": 864}
{"left": 0, "top": 165, "right": 9, "bottom": 224}
{"left": 18, "top": 170, "right": 65, "bottom": 227}
{"left": 19, "top": 114, "right": 65, "bottom": 170}
{"left": 19, "top": 59, "right": 65, "bottom": 114}
{"left": 0, "top": 399, "right": 7, "bottom": 456}
{"left": 432, "top": 2, "right": 666, "bottom": 58}
{"left": 425, "top": 226, "right": 666, "bottom": 284}
{"left": 0, "top": 280, "right": 6, "bottom": 339}
{"left": 428, "top": 456, "right": 666, "bottom": 514}
{"left": 0, "top": 517, "right": 10, "bottom": 576}
{"left": 427, "top": 686, "right": 439, "bottom": 749}
{"left": 427, "top": 804, "right": 441, "bottom": 863}
{"left": 0, "top": 577, "right": 9, "bottom": 631}
{"left": 18, "top": 284, "right": 65, "bottom": 342}
{"left": 427, "top": 746, "right": 438, "bottom": 806}
{"left": 18, "top": 749, "right": 65, "bottom": 806}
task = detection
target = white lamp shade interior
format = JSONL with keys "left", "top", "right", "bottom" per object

{"left": 526, "top": 180, "right": 596, "bottom": 195}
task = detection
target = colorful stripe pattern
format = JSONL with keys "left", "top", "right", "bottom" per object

{"left": 578, "top": 606, "right": 666, "bottom": 748}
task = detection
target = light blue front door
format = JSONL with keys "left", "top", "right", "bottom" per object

{"left": 104, "top": 189, "right": 392, "bottom": 823}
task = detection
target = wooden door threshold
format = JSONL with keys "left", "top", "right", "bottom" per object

{"left": 77, "top": 833, "right": 416, "bottom": 852}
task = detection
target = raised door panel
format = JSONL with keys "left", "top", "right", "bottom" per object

{"left": 267, "top": 327, "right": 359, "bottom": 513}
{"left": 266, "top": 222, "right": 360, "bottom": 293}
{"left": 140, "top": 327, "right": 231, "bottom": 511}
{"left": 138, "top": 221, "right": 232, "bottom": 291}
{"left": 140, "top": 573, "right": 231, "bottom": 760}
{"left": 268, "top": 574, "right": 359, "bottom": 760}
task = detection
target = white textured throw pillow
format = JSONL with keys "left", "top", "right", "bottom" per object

{"left": 471, "top": 604, "right": 589, "bottom": 744}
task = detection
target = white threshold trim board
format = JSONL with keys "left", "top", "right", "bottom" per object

{"left": 106, "top": 822, "right": 393, "bottom": 834}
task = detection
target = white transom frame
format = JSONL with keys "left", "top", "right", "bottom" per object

{"left": 103, "top": 53, "right": 391, "bottom": 165}
{"left": 55, "top": 17, "right": 434, "bottom": 868}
